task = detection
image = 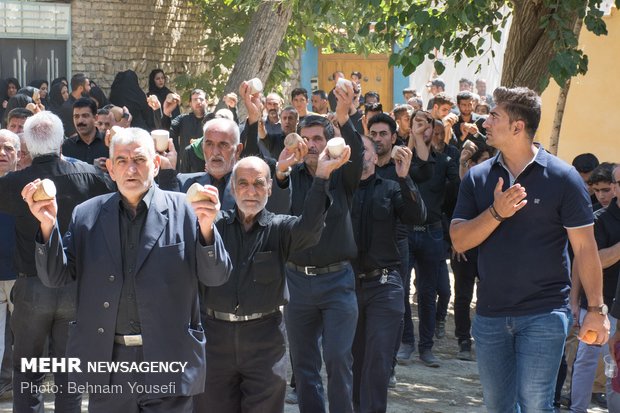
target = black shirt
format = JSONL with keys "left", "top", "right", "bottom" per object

{"left": 206, "top": 178, "right": 330, "bottom": 315}
{"left": 116, "top": 186, "right": 154, "bottom": 334}
{"left": 590, "top": 200, "right": 620, "bottom": 314}
{"left": 0, "top": 154, "right": 114, "bottom": 275}
{"left": 452, "top": 113, "right": 487, "bottom": 150}
{"left": 352, "top": 174, "right": 426, "bottom": 273}
{"left": 418, "top": 150, "right": 460, "bottom": 224}
{"left": 277, "top": 119, "right": 363, "bottom": 267}
{"left": 61, "top": 129, "right": 109, "bottom": 165}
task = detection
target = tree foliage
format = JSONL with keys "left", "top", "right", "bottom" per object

{"left": 177, "top": 0, "right": 387, "bottom": 100}
{"left": 357, "top": 0, "right": 617, "bottom": 91}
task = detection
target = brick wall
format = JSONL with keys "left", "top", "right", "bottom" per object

{"left": 70, "top": 0, "right": 211, "bottom": 92}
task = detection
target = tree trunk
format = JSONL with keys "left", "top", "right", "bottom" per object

{"left": 501, "top": 0, "right": 556, "bottom": 92}
{"left": 219, "top": 1, "right": 293, "bottom": 119}
{"left": 548, "top": 16, "right": 584, "bottom": 155}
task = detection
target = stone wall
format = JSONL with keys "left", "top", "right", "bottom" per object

{"left": 70, "top": 0, "right": 211, "bottom": 92}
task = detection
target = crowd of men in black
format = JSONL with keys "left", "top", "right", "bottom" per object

{"left": 0, "top": 69, "right": 616, "bottom": 413}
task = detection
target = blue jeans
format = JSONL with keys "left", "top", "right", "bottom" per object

{"left": 472, "top": 310, "right": 571, "bottom": 413}
{"left": 570, "top": 309, "right": 619, "bottom": 413}
{"left": 285, "top": 264, "right": 358, "bottom": 413}
{"left": 352, "top": 271, "right": 404, "bottom": 413}
{"left": 408, "top": 226, "right": 445, "bottom": 351}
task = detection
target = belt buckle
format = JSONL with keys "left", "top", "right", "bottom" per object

{"left": 229, "top": 313, "right": 243, "bottom": 322}
{"left": 304, "top": 266, "right": 317, "bottom": 276}
{"left": 122, "top": 335, "right": 143, "bottom": 346}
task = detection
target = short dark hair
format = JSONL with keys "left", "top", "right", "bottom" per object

{"left": 367, "top": 112, "right": 397, "bottom": 135}
{"left": 97, "top": 108, "right": 110, "bottom": 116}
{"left": 297, "top": 115, "right": 334, "bottom": 140}
{"left": 430, "top": 78, "right": 446, "bottom": 89}
{"left": 393, "top": 104, "right": 413, "bottom": 120}
{"left": 493, "top": 87, "right": 542, "bottom": 138}
{"left": 402, "top": 87, "right": 415, "bottom": 96}
{"left": 351, "top": 71, "right": 362, "bottom": 79}
{"left": 7, "top": 108, "right": 33, "bottom": 122}
{"left": 456, "top": 91, "right": 475, "bottom": 104}
{"left": 70, "top": 73, "right": 88, "bottom": 91}
{"left": 312, "top": 90, "right": 327, "bottom": 100}
{"left": 432, "top": 92, "right": 455, "bottom": 107}
{"left": 572, "top": 153, "right": 599, "bottom": 173}
{"left": 364, "top": 102, "right": 383, "bottom": 115}
{"left": 364, "top": 91, "right": 380, "bottom": 102}
{"left": 281, "top": 105, "right": 298, "bottom": 116}
{"left": 73, "top": 97, "right": 97, "bottom": 115}
{"left": 190, "top": 89, "right": 206, "bottom": 100}
{"left": 291, "top": 88, "right": 308, "bottom": 100}
{"left": 588, "top": 162, "right": 616, "bottom": 185}
{"left": 459, "top": 78, "right": 474, "bottom": 86}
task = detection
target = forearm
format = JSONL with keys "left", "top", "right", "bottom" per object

{"left": 450, "top": 209, "right": 501, "bottom": 253}
{"left": 35, "top": 225, "right": 75, "bottom": 287}
{"left": 599, "top": 242, "right": 620, "bottom": 269}
{"left": 575, "top": 243, "right": 604, "bottom": 307}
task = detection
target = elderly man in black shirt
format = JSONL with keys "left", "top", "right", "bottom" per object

{"left": 194, "top": 151, "right": 349, "bottom": 412}
{"left": 352, "top": 136, "right": 426, "bottom": 412}
{"left": 275, "top": 84, "right": 363, "bottom": 413}
{"left": 0, "top": 111, "right": 114, "bottom": 413}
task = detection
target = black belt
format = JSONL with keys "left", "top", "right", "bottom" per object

{"left": 358, "top": 268, "right": 389, "bottom": 279}
{"left": 18, "top": 272, "right": 36, "bottom": 278}
{"left": 412, "top": 221, "right": 443, "bottom": 232}
{"left": 286, "top": 261, "right": 348, "bottom": 276}
{"left": 206, "top": 308, "right": 279, "bottom": 322}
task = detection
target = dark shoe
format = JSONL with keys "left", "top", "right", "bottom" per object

{"left": 419, "top": 349, "right": 440, "bottom": 368}
{"left": 435, "top": 320, "right": 446, "bottom": 339}
{"left": 560, "top": 394, "right": 571, "bottom": 408}
{"left": 591, "top": 392, "right": 607, "bottom": 408}
{"left": 285, "top": 388, "right": 298, "bottom": 404}
{"left": 457, "top": 341, "right": 473, "bottom": 361}
{"left": 388, "top": 368, "right": 396, "bottom": 388}
{"left": 396, "top": 343, "right": 415, "bottom": 365}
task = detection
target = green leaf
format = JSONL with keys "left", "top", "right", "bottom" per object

{"left": 492, "top": 30, "right": 502, "bottom": 43}
{"left": 434, "top": 60, "right": 446, "bottom": 75}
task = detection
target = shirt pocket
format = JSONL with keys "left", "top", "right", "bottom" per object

{"left": 252, "top": 251, "right": 281, "bottom": 285}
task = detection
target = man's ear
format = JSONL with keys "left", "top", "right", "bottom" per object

{"left": 235, "top": 143, "right": 244, "bottom": 160}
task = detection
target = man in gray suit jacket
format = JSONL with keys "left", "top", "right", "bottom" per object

{"left": 23, "top": 127, "right": 232, "bottom": 413}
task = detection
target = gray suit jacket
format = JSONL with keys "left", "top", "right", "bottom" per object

{"left": 35, "top": 187, "right": 232, "bottom": 396}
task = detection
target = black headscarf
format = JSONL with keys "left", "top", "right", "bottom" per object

{"left": 3, "top": 94, "right": 33, "bottom": 125}
{"left": 109, "top": 70, "right": 154, "bottom": 131}
{"left": 89, "top": 85, "right": 109, "bottom": 109}
{"left": 28, "top": 79, "right": 49, "bottom": 108}
{"left": 48, "top": 82, "right": 67, "bottom": 115}
{"left": 148, "top": 69, "right": 180, "bottom": 119}
{"left": 51, "top": 77, "right": 67, "bottom": 88}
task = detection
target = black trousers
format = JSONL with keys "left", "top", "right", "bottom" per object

{"left": 194, "top": 311, "right": 287, "bottom": 413}
{"left": 88, "top": 344, "right": 192, "bottom": 413}
{"left": 450, "top": 250, "right": 478, "bottom": 344}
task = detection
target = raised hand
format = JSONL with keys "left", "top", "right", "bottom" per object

{"left": 315, "top": 145, "right": 351, "bottom": 179}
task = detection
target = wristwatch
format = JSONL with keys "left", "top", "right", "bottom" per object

{"left": 276, "top": 164, "right": 292, "bottom": 177}
{"left": 587, "top": 304, "right": 609, "bottom": 315}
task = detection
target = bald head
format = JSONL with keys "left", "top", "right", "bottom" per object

{"left": 231, "top": 156, "right": 272, "bottom": 220}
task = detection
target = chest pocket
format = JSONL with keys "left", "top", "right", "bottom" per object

{"left": 372, "top": 198, "right": 392, "bottom": 221}
{"left": 252, "top": 251, "right": 281, "bottom": 285}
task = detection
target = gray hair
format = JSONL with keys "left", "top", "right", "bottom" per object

{"left": 23, "top": 111, "right": 64, "bottom": 158}
{"left": 109, "top": 127, "right": 155, "bottom": 159}
{"left": 203, "top": 117, "right": 240, "bottom": 146}
{"left": 0, "top": 129, "right": 20, "bottom": 152}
